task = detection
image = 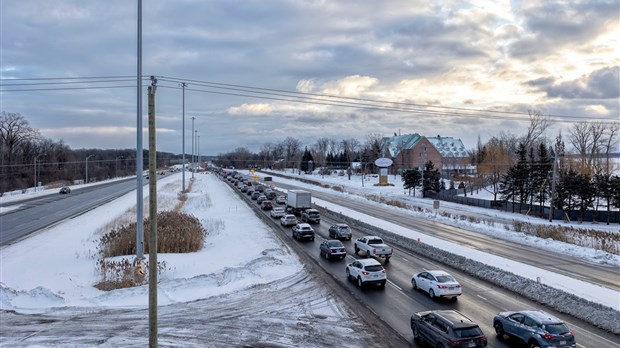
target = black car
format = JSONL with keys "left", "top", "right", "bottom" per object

{"left": 411, "top": 310, "right": 487, "bottom": 348}
{"left": 59, "top": 187, "right": 71, "bottom": 194}
{"left": 319, "top": 240, "right": 346, "bottom": 260}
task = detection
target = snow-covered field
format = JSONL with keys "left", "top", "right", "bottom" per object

{"left": 0, "top": 173, "right": 384, "bottom": 347}
{"left": 1, "top": 169, "right": 619, "bottom": 344}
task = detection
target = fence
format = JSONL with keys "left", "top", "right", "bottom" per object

{"left": 429, "top": 192, "right": 620, "bottom": 224}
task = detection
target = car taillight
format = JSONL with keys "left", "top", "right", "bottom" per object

{"left": 381, "top": 269, "right": 386, "bottom": 273}
{"left": 362, "top": 271, "right": 369, "bottom": 275}
{"left": 568, "top": 331, "right": 574, "bottom": 337}
{"left": 455, "top": 284, "right": 462, "bottom": 288}
{"left": 541, "top": 333, "right": 556, "bottom": 340}
{"left": 437, "top": 285, "right": 447, "bottom": 289}
{"left": 372, "top": 248, "right": 376, "bottom": 254}
{"left": 328, "top": 249, "right": 332, "bottom": 253}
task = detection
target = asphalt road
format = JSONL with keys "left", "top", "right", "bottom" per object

{"left": 230, "top": 176, "right": 620, "bottom": 347}
{"left": 0, "top": 178, "right": 139, "bottom": 245}
{"left": 271, "top": 179, "right": 620, "bottom": 293}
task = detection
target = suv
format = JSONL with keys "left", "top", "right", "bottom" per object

{"left": 328, "top": 223, "right": 352, "bottom": 240}
{"left": 345, "top": 258, "right": 386, "bottom": 288}
{"left": 264, "top": 189, "right": 277, "bottom": 200}
{"left": 493, "top": 310, "right": 576, "bottom": 348}
{"left": 280, "top": 214, "right": 297, "bottom": 227}
{"left": 411, "top": 310, "right": 488, "bottom": 348}
{"left": 292, "top": 223, "right": 315, "bottom": 241}
{"left": 301, "top": 209, "right": 321, "bottom": 224}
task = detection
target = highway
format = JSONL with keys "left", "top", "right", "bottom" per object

{"left": 227, "top": 174, "right": 620, "bottom": 347}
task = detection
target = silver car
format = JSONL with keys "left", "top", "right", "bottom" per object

{"left": 280, "top": 214, "right": 297, "bottom": 227}
{"left": 493, "top": 310, "right": 576, "bottom": 348}
{"left": 328, "top": 223, "right": 352, "bottom": 240}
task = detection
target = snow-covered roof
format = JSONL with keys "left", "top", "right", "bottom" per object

{"left": 381, "top": 133, "right": 423, "bottom": 157}
{"left": 426, "top": 136, "right": 468, "bottom": 158}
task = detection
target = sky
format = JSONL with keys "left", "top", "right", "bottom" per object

{"left": 1, "top": 0, "right": 619, "bottom": 155}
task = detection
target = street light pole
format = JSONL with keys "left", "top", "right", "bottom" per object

{"left": 181, "top": 82, "right": 187, "bottom": 192}
{"left": 116, "top": 156, "right": 125, "bottom": 178}
{"left": 191, "top": 116, "right": 196, "bottom": 179}
{"left": 85, "top": 155, "right": 94, "bottom": 185}
{"left": 34, "top": 154, "right": 46, "bottom": 191}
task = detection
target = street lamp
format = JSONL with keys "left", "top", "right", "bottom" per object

{"left": 181, "top": 82, "right": 187, "bottom": 192}
{"left": 85, "top": 155, "right": 94, "bottom": 184}
{"left": 191, "top": 116, "right": 195, "bottom": 179}
{"left": 197, "top": 134, "right": 200, "bottom": 172}
{"left": 116, "top": 156, "right": 125, "bottom": 178}
{"left": 34, "top": 154, "right": 46, "bottom": 192}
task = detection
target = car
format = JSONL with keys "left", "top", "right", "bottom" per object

{"left": 246, "top": 188, "right": 254, "bottom": 196}
{"left": 345, "top": 258, "right": 386, "bottom": 288}
{"left": 411, "top": 310, "right": 488, "bottom": 348}
{"left": 328, "top": 223, "right": 352, "bottom": 240}
{"left": 59, "top": 186, "right": 71, "bottom": 194}
{"left": 257, "top": 195, "right": 267, "bottom": 204}
{"left": 270, "top": 207, "right": 286, "bottom": 218}
{"left": 280, "top": 214, "right": 297, "bottom": 227}
{"left": 300, "top": 209, "right": 321, "bottom": 224}
{"left": 251, "top": 191, "right": 261, "bottom": 200}
{"left": 260, "top": 200, "right": 273, "bottom": 210}
{"left": 265, "top": 190, "right": 277, "bottom": 200}
{"left": 292, "top": 223, "right": 315, "bottom": 241}
{"left": 276, "top": 195, "right": 287, "bottom": 204}
{"left": 493, "top": 310, "right": 576, "bottom": 348}
{"left": 240, "top": 185, "right": 249, "bottom": 192}
{"left": 411, "top": 270, "right": 462, "bottom": 300}
{"left": 319, "top": 240, "right": 346, "bottom": 260}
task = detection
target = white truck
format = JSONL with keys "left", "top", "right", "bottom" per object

{"left": 354, "top": 236, "right": 393, "bottom": 263}
{"left": 286, "top": 190, "right": 311, "bottom": 215}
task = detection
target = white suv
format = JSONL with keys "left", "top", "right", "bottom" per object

{"left": 346, "top": 258, "right": 386, "bottom": 288}
{"left": 280, "top": 214, "right": 297, "bottom": 227}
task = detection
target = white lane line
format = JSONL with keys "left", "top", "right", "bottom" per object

{"left": 387, "top": 280, "right": 403, "bottom": 292}
{"left": 401, "top": 257, "right": 410, "bottom": 263}
{"left": 477, "top": 294, "right": 488, "bottom": 301}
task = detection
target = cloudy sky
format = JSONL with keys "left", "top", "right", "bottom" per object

{"left": 1, "top": 0, "right": 618, "bottom": 155}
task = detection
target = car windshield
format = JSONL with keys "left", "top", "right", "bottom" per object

{"left": 327, "top": 241, "right": 343, "bottom": 248}
{"left": 339, "top": 226, "right": 350, "bottom": 232}
{"left": 367, "top": 239, "right": 383, "bottom": 245}
{"left": 364, "top": 265, "right": 383, "bottom": 272}
{"left": 307, "top": 212, "right": 319, "bottom": 216}
{"left": 544, "top": 323, "right": 570, "bottom": 335}
{"left": 436, "top": 275, "right": 456, "bottom": 283}
{"left": 453, "top": 326, "right": 484, "bottom": 338}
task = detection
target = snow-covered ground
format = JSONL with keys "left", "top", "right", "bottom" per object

{"left": 1, "top": 168, "right": 619, "bottom": 344}
{"left": 0, "top": 173, "right": 384, "bottom": 347}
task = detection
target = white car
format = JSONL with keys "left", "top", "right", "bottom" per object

{"left": 270, "top": 207, "right": 285, "bottom": 218}
{"left": 276, "top": 195, "right": 287, "bottom": 204}
{"left": 346, "top": 258, "right": 386, "bottom": 288}
{"left": 280, "top": 214, "right": 297, "bottom": 227}
{"left": 411, "top": 270, "right": 462, "bottom": 300}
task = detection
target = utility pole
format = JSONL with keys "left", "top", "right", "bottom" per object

{"left": 191, "top": 116, "right": 196, "bottom": 179}
{"left": 549, "top": 149, "right": 559, "bottom": 222}
{"left": 34, "top": 154, "right": 46, "bottom": 191}
{"left": 136, "top": 0, "right": 145, "bottom": 262}
{"left": 197, "top": 135, "right": 200, "bottom": 171}
{"left": 85, "top": 155, "right": 94, "bottom": 185}
{"left": 180, "top": 82, "right": 187, "bottom": 193}
{"left": 147, "top": 76, "right": 158, "bottom": 348}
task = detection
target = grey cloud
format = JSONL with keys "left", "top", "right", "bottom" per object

{"left": 528, "top": 66, "right": 619, "bottom": 99}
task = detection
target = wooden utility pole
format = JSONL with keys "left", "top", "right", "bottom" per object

{"left": 148, "top": 76, "right": 158, "bottom": 347}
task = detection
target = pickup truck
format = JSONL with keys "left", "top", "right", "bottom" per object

{"left": 354, "top": 236, "right": 393, "bottom": 262}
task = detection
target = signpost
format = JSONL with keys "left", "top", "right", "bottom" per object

{"left": 374, "top": 158, "right": 393, "bottom": 186}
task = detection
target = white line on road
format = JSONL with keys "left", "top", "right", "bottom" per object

{"left": 387, "top": 280, "right": 402, "bottom": 292}
{"left": 476, "top": 294, "right": 488, "bottom": 301}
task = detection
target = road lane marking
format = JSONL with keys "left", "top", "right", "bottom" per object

{"left": 387, "top": 280, "right": 402, "bottom": 292}
{"left": 476, "top": 294, "right": 488, "bottom": 301}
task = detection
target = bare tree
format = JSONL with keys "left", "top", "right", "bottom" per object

{"left": 567, "top": 121, "right": 610, "bottom": 176}
{"left": 520, "top": 110, "right": 549, "bottom": 151}
{"left": 282, "top": 136, "right": 302, "bottom": 168}
{"left": 312, "top": 137, "right": 330, "bottom": 167}
{"left": 0, "top": 112, "right": 40, "bottom": 164}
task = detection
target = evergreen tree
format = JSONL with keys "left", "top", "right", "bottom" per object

{"left": 401, "top": 169, "right": 422, "bottom": 196}
{"left": 610, "top": 176, "right": 620, "bottom": 209}
{"left": 422, "top": 161, "right": 441, "bottom": 197}
{"left": 499, "top": 143, "right": 529, "bottom": 204}
{"left": 594, "top": 173, "right": 614, "bottom": 224}
{"left": 300, "top": 147, "right": 314, "bottom": 172}
{"left": 534, "top": 143, "right": 553, "bottom": 210}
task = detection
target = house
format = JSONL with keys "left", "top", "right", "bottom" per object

{"left": 381, "top": 133, "right": 471, "bottom": 178}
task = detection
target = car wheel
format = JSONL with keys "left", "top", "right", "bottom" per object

{"left": 412, "top": 325, "right": 420, "bottom": 342}
{"left": 385, "top": 256, "right": 390, "bottom": 264}
{"left": 494, "top": 321, "right": 505, "bottom": 337}
{"left": 346, "top": 268, "right": 351, "bottom": 280}
{"left": 429, "top": 288, "right": 435, "bottom": 299}
{"left": 354, "top": 247, "right": 359, "bottom": 255}
{"left": 412, "top": 279, "right": 418, "bottom": 289}
{"left": 347, "top": 236, "right": 351, "bottom": 240}
{"left": 436, "top": 344, "right": 445, "bottom": 348}
{"left": 528, "top": 341, "right": 541, "bottom": 348}
{"left": 340, "top": 256, "right": 345, "bottom": 260}
{"left": 357, "top": 277, "right": 363, "bottom": 288}
{"left": 379, "top": 281, "right": 386, "bottom": 289}
{"left": 319, "top": 250, "right": 324, "bottom": 258}
{"left": 311, "top": 237, "right": 314, "bottom": 241}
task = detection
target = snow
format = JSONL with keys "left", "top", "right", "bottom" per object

{"left": 1, "top": 168, "right": 619, "bottom": 342}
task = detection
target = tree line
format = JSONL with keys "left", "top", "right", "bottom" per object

{"left": 0, "top": 112, "right": 181, "bottom": 194}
